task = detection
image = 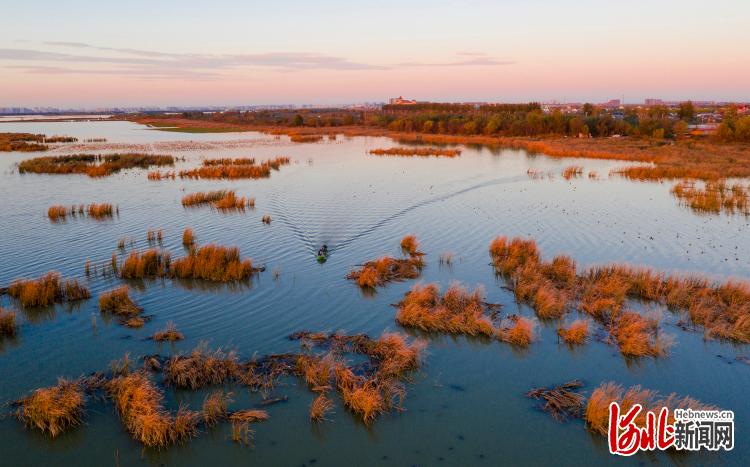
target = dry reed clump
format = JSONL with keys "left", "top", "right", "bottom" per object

{"left": 202, "top": 391, "right": 233, "bottom": 426}
{"left": 0, "top": 307, "right": 17, "bottom": 336}
{"left": 98, "top": 286, "right": 142, "bottom": 318}
{"left": 671, "top": 180, "right": 749, "bottom": 215}
{"left": 497, "top": 316, "right": 536, "bottom": 347}
{"left": 7, "top": 272, "right": 91, "bottom": 308}
{"left": 182, "top": 228, "right": 195, "bottom": 247}
{"left": 562, "top": 166, "right": 584, "bottom": 179}
{"left": 119, "top": 249, "right": 171, "bottom": 279}
{"left": 526, "top": 380, "right": 585, "bottom": 422}
{"left": 557, "top": 319, "right": 589, "bottom": 345}
{"left": 214, "top": 192, "right": 253, "bottom": 210}
{"left": 289, "top": 134, "right": 323, "bottom": 143}
{"left": 399, "top": 235, "right": 423, "bottom": 257}
{"left": 229, "top": 410, "right": 269, "bottom": 445}
{"left": 177, "top": 156, "right": 290, "bottom": 180}
{"left": 164, "top": 344, "right": 239, "bottom": 390}
{"left": 47, "top": 203, "right": 114, "bottom": 220}
{"left": 202, "top": 157, "right": 256, "bottom": 166}
{"left": 261, "top": 214, "right": 272, "bottom": 224}
{"left": 152, "top": 322, "right": 185, "bottom": 342}
{"left": 107, "top": 371, "right": 199, "bottom": 448}
{"left": 395, "top": 282, "right": 497, "bottom": 338}
{"left": 289, "top": 331, "right": 425, "bottom": 424}
{"left": 181, "top": 190, "right": 229, "bottom": 207}
{"left": 19, "top": 153, "right": 174, "bottom": 177}
{"left": 147, "top": 171, "right": 176, "bottom": 180}
{"left": 614, "top": 311, "right": 671, "bottom": 357}
{"left": 310, "top": 393, "right": 334, "bottom": 422}
{"left": 0, "top": 132, "right": 48, "bottom": 151}
{"left": 368, "top": 147, "right": 461, "bottom": 157}
{"left": 584, "top": 382, "right": 717, "bottom": 436}
{"left": 488, "top": 237, "right": 574, "bottom": 319}
{"left": 15, "top": 378, "right": 85, "bottom": 438}
{"left": 170, "top": 244, "right": 258, "bottom": 282}
{"left": 347, "top": 256, "right": 424, "bottom": 289}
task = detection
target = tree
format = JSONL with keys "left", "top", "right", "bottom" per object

{"left": 582, "top": 103, "right": 594, "bottom": 117}
{"left": 734, "top": 116, "right": 750, "bottom": 142}
{"left": 422, "top": 120, "right": 434, "bottom": 133}
{"left": 672, "top": 120, "right": 689, "bottom": 139}
{"left": 678, "top": 101, "right": 695, "bottom": 121}
{"left": 292, "top": 114, "right": 304, "bottom": 127}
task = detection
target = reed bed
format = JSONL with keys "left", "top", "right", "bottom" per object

{"left": 0, "top": 132, "right": 48, "bottom": 152}
{"left": 396, "top": 283, "right": 498, "bottom": 338}
{"left": 202, "top": 391, "right": 232, "bottom": 426}
{"left": 0, "top": 307, "right": 17, "bottom": 336}
{"left": 561, "top": 166, "right": 583, "bottom": 180}
{"left": 289, "top": 134, "right": 323, "bottom": 143}
{"left": 7, "top": 272, "right": 91, "bottom": 308}
{"left": 107, "top": 371, "right": 199, "bottom": 448}
{"left": 557, "top": 319, "right": 589, "bottom": 345}
{"left": 19, "top": 153, "right": 174, "bottom": 177}
{"left": 182, "top": 228, "right": 195, "bottom": 247}
{"left": 171, "top": 244, "right": 258, "bottom": 282}
{"left": 164, "top": 345, "right": 239, "bottom": 390}
{"left": 202, "top": 157, "right": 257, "bottom": 166}
{"left": 526, "top": 380, "right": 585, "bottom": 422}
{"left": 399, "top": 234, "right": 423, "bottom": 257}
{"left": 177, "top": 156, "right": 290, "bottom": 180}
{"left": 347, "top": 256, "right": 424, "bottom": 289}
{"left": 584, "top": 382, "right": 716, "bottom": 436}
{"left": 98, "top": 286, "right": 142, "bottom": 318}
{"left": 47, "top": 203, "right": 114, "bottom": 220}
{"left": 147, "top": 171, "right": 176, "bottom": 180}
{"left": 368, "top": 147, "right": 461, "bottom": 157}
{"left": 15, "top": 378, "right": 85, "bottom": 437}
{"left": 120, "top": 249, "right": 171, "bottom": 279}
{"left": 671, "top": 180, "right": 749, "bottom": 215}
{"left": 229, "top": 410, "right": 269, "bottom": 445}
{"left": 489, "top": 234, "right": 750, "bottom": 349}
{"left": 153, "top": 322, "right": 184, "bottom": 342}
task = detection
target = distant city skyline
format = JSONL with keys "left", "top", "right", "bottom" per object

{"left": 1, "top": 0, "right": 748, "bottom": 107}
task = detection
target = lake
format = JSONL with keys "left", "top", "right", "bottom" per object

{"left": 1, "top": 120, "right": 748, "bottom": 466}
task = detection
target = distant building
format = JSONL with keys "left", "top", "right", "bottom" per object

{"left": 604, "top": 99, "right": 621, "bottom": 108}
{"left": 644, "top": 98, "right": 663, "bottom": 106}
{"left": 389, "top": 96, "right": 417, "bottom": 105}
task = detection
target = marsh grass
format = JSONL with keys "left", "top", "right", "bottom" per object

{"left": 369, "top": 147, "right": 461, "bottom": 157}
{"left": 19, "top": 153, "right": 174, "bottom": 177}
{"left": 526, "top": 380, "right": 585, "bottom": 422}
{"left": 120, "top": 249, "right": 171, "bottom": 279}
{"left": 309, "top": 393, "right": 334, "bottom": 422}
{"left": 202, "top": 391, "right": 233, "bottom": 427}
{"left": 0, "top": 307, "right": 18, "bottom": 337}
{"left": 399, "top": 235, "right": 423, "bottom": 257}
{"left": 153, "top": 321, "right": 185, "bottom": 342}
{"left": 671, "top": 180, "right": 749, "bottom": 215}
{"left": 229, "top": 410, "right": 269, "bottom": 445}
{"left": 171, "top": 244, "right": 258, "bottom": 282}
{"left": 178, "top": 157, "right": 290, "bottom": 180}
{"left": 164, "top": 344, "right": 239, "bottom": 390}
{"left": 562, "top": 166, "right": 583, "bottom": 180}
{"left": 107, "top": 371, "right": 199, "bottom": 448}
{"left": 584, "top": 382, "right": 717, "bottom": 436}
{"left": 557, "top": 319, "right": 589, "bottom": 345}
{"left": 0, "top": 132, "right": 48, "bottom": 152}
{"left": 15, "top": 378, "right": 85, "bottom": 438}
{"left": 8, "top": 272, "right": 91, "bottom": 308}
{"left": 182, "top": 228, "right": 195, "bottom": 247}
{"left": 98, "top": 286, "right": 142, "bottom": 319}
{"left": 47, "top": 203, "right": 114, "bottom": 220}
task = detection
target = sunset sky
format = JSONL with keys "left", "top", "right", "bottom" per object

{"left": 1, "top": 0, "right": 748, "bottom": 107}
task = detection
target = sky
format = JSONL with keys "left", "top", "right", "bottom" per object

{"left": 1, "top": 0, "right": 748, "bottom": 107}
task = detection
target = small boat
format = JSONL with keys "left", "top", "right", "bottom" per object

{"left": 317, "top": 245, "right": 329, "bottom": 263}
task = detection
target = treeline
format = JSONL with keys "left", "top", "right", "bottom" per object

{"left": 716, "top": 109, "right": 750, "bottom": 142}
{"left": 180, "top": 109, "right": 363, "bottom": 128}
{"left": 382, "top": 103, "right": 541, "bottom": 113}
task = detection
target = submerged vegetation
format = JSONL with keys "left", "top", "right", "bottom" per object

{"left": 369, "top": 147, "right": 461, "bottom": 157}
{"left": 6, "top": 272, "right": 90, "bottom": 308}
{"left": 19, "top": 154, "right": 174, "bottom": 177}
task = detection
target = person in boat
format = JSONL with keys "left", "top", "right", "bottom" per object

{"left": 317, "top": 244, "right": 328, "bottom": 257}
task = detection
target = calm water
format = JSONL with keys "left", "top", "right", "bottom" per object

{"left": 1, "top": 121, "right": 748, "bottom": 466}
